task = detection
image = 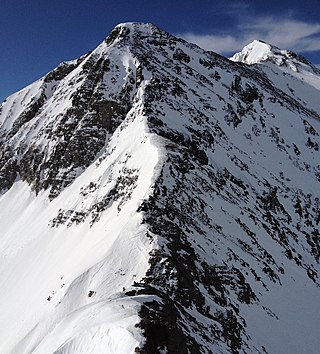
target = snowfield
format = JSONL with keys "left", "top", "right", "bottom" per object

{"left": 0, "top": 78, "right": 163, "bottom": 353}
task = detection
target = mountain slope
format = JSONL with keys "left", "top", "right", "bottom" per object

{"left": 230, "top": 40, "right": 320, "bottom": 112}
{"left": 0, "top": 23, "right": 319, "bottom": 354}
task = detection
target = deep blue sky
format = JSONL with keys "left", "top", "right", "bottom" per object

{"left": 1, "top": 0, "right": 320, "bottom": 102}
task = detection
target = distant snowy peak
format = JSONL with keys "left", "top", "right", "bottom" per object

{"left": 230, "top": 39, "right": 320, "bottom": 75}
{"left": 230, "top": 40, "right": 273, "bottom": 65}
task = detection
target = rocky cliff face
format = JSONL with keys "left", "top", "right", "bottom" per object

{"left": 0, "top": 23, "right": 319, "bottom": 354}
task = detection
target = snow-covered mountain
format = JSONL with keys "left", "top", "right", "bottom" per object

{"left": 0, "top": 23, "right": 319, "bottom": 354}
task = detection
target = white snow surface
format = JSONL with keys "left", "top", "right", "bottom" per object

{"left": 0, "top": 73, "right": 163, "bottom": 353}
{"left": 230, "top": 40, "right": 273, "bottom": 65}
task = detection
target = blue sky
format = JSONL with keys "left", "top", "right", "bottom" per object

{"left": 1, "top": 0, "right": 320, "bottom": 102}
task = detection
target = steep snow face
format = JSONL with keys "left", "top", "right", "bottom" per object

{"left": 0, "top": 81, "right": 162, "bottom": 353}
{"left": 0, "top": 26, "right": 149, "bottom": 199}
{"left": 0, "top": 24, "right": 164, "bottom": 353}
{"left": 0, "top": 23, "right": 320, "bottom": 354}
{"left": 230, "top": 40, "right": 274, "bottom": 65}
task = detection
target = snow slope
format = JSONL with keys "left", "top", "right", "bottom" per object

{"left": 0, "top": 23, "right": 319, "bottom": 354}
{"left": 230, "top": 40, "right": 320, "bottom": 112}
{"left": 0, "top": 109, "right": 160, "bottom": 353}
{"left": 0, "top": 32, "right": 163, "bottom": 352}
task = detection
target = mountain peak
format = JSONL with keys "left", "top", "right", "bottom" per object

{"left": 114, "top": 21, "right": 158, "bottom": 31}
{"left": 230, "top": 39, "right": 319, "bottom": 75}
{"left": 110, "top": 21, "right": 167, "bottom": 37}
{"left": 101, "top": 21, "right": 172, "bottom": 51}
{"left": 0, "top": 23, "right": 320, "bottom": 354}
{"left": 230, "top": 40, "right": 280, "bottom": 65}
